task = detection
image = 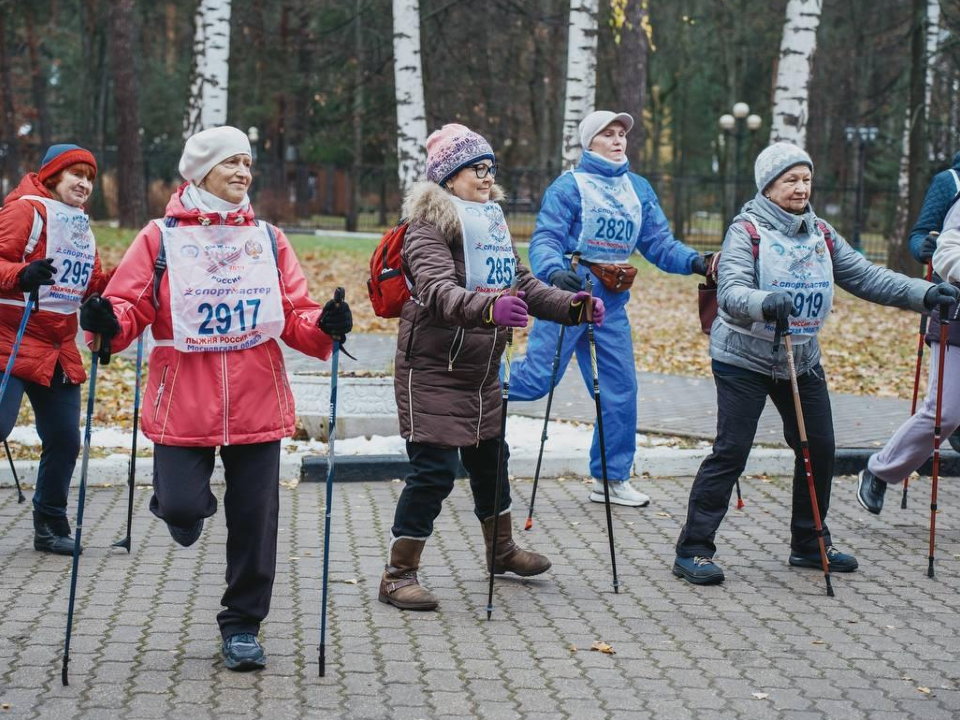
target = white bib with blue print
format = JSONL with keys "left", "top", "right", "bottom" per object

{"left": 451, "top": 197, "right": 516, "bottom": 294}
{"left": 572, "top": 171, "right": 642, "bottom": 263}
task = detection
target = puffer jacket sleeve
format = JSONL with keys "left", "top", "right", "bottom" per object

{"left": 516, "top": 256, "right": 576, "bottom": 324}
{"left": 404, "top": 220, "right": 494, "bottom": 328}
{"left": 932, "top": 201, "right": 960, "bottom": 282}
{"left": 631, "top": 175, "right": 698, "bottom": 275}
{"left": 0, "top": 200, "right": 36, "bottom": 291}
{"left": 529, "top": 175, "right": 580, "bottom": 284}
{"left": 829, "top": 222, "right": 929, "bottom": 312}
{"left": 909, "top": 170, "right": 960, "bottom": 262}
{"left": 99, "top": 224, "right": 160, "bottom": 354}
{"left": 717, "top": 223, "right": 768, "bottom": 323}
{"left": 275, "top": 227, "right": 332, "bottom": 361}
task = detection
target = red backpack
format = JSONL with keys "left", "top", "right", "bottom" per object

{"left": 367, "top": 220, "right": 412, "bottom": 318}
{"left": 698, "top": 219, "right": 835, "bottom": 335}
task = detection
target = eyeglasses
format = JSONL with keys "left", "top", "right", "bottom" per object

{"left": 467, "top": 163, "right": 498, "bottom": 179}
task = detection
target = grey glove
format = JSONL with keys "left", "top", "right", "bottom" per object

{"left": 918, "top": 234, "right": 938, "bottom": 263}
{"left": 923, "top": 282, "right": 960, "bottom": 310}
{"left": 761, "top": 291, "right": 797, "bottom": 322}
{"left": 549, "top": 269, "right": 583, "bottom": 292}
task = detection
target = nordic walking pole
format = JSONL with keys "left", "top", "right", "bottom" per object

{"left": 585, "top": 278, "right": 620, "bottom": 593}
{"left": 319, "top": 287, "right": 345, "bottom": 677}
{"left": 734, "top": 479, "right": 744, "bottom": 509}
{"left": 487, "top": 282, "right": 520, "bottom": 620}
{"left": 4, "top": 441, "right": 23, "bottom": 503}
{"left": 0, "top": 289, "right": 38, "bottom": 501}
{"left": 903, "top": 256, "right": 935, "bottom": 509}
{"left": 113, "top": 334, "right": 144, "bottom": 552}
{"left": 525, "top": 253, "right": 582, "bottom": 531}
{"left": 928, "top": 300, "right": 951, "bottom": 579}
{"left": 62, "top": 332, "right": 106, "bottom": 686}
{"left": 780, "top": 320, "right": 834, "bottom": 597}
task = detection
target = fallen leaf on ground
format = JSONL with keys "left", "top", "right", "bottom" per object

{"left": 569, "top": 644, "right": 577, "bottom": 652}
{"left": 590, "top": 641, "right": 615, "bottom": 654}
{"left": 656, "top": 512, "right": 670, "bottom": 518}
{"left": 1, "top": 704, "right": 10, "bottom": 710}
{"left": 342, "top": 578, "right": 359, "bottom": 584}
{"left": 918, "top": 687, "right": 931, "bottom": 694}
{"left": 751, "top": 692, "right": 769, "bottom": 700}
{"left": 812, "top": 640, "right": 825, "bottom": 645}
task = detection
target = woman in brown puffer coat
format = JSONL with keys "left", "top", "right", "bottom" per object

{"left": 379, "top": 124, "right": 605, "bottom": 611}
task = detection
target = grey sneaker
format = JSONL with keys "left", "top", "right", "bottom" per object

{"left": 222, "top": 633, "right": 266, "bottom": 671}
{"left": 589, "top": 480, "right": 650, "bottom": 507}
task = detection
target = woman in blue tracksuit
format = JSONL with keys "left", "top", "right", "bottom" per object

{"left": 508, "top": 110, "right": 708, "bottom": 507}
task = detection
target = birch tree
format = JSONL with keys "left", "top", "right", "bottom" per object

{"left": 769, "top": 0, "right": 822, "bottom": 147}
{"left": 184, "top": 0, "right": 232, "bottom": 138}
{"left": 561, "top": 0, "right": 600, "bottom": 166}
{"left": 393, "top": 0, "right": 427, "bottom": 194}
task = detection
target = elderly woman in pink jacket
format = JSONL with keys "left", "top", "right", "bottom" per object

{"left": 79, "top": 126, "right": 352, "bottom": 672}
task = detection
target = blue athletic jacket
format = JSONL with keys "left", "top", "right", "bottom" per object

{"left": 528, "top": 150, "right": 698, "bottom": 285}
{"left": 909, "top": 152, "right": 960, "bottom": 262}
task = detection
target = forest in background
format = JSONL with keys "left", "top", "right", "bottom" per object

{"left": 0, "top": 0, "right": 958, "bottom": 267}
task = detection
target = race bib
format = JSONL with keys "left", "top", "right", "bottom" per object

{"left": 572, "top": 171, "right": 642, "bottom": 263}
{"left": 160, "top": 223, "right": 284, "bottom": 352}
{"left": 452, "top": 197, "right": 516, "bottom": 294}
{"left": 20, "top": 196, "right": 96, "bottom": 314}
{"left": 744, "top": 213, "right": 834, "bottom": 339}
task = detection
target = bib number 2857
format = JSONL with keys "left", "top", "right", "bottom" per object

{"left": 485, "top": 256, "right": 515, "bottom": 286}
{"left": 197, "top": 299, "right": 262, "bottom": 336}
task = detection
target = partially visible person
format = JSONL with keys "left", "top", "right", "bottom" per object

{"left": 0, "top": 144, "right": 111, "bottom": 555}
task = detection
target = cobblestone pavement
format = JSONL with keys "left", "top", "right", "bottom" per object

{"left": 1, "top": 474, "right": 959, "bottom": 719}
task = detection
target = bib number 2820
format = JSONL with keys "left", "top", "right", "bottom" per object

{"left": 197, "top": 299, "right": 262, "bottom": 336}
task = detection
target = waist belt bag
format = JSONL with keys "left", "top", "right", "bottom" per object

{"left": 586, "top": 262, "right": 637, "bottom": 292}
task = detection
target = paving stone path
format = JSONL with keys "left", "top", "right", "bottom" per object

{"left": 1, "top": 472, "right": 959, "bottom": 719}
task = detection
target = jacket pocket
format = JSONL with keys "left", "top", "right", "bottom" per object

{"left": 447, "top": 327, "right": 465, "bottom": 371}
{"left": 152, "top": 365, "right": 170, "bottom": 422}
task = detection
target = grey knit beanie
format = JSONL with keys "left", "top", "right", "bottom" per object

{"left": 754, "top": 142, "right": 814, "bottom": 191}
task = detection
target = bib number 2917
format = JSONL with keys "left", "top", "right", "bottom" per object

{"left": 485, "top": 256, "right": 515, "bottom": 286}
{"left": 198, "top": 299, "right": 262, "bottom": 336}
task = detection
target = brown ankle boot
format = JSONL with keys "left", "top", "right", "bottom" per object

{"left": 378, "top": 538, "right": 439, "bottom": 610}
{"left": 482, "top": 512, "right": 552, "bottom": 577}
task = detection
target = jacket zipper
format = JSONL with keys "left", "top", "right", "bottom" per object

{"left": 407, "top": 368, "right": 415, "bottom": 442}
{"left": 448, "top": 327, "right": 465, "bottom": 371}
{"left": 221, "top": 352, "right": 230, "bottom": 445}
{"left": 476, "top": 327, "right": 499, "bottom": 445}
{"left": 159, "top": 356, "right": 181, "bottom": 444}
{"left": 267, "top": 345, "right": 289, "bottom": 420}
{"left": 153, "top": 366, "right": 170, "bottom": 421}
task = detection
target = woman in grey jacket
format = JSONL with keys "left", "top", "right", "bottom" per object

{"left": 672, "top": 142, "right": 958, "bottom": 586}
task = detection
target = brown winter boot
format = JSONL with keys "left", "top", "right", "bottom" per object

{"left": 378, "top": 538, "right": 439, "bottom": 610}
{"left": 481, "top": 512, "right": 552, "bottom": 577}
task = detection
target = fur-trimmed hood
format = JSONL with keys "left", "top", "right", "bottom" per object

{"left": 401, "top": 181, "right": 506, "bottom": 243}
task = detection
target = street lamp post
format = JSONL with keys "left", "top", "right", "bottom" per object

{"left": 844, "top": 125, "right": 879, "bottom": 252}
{"left": 719, "top": 104, "right": 763, "bottom": 221}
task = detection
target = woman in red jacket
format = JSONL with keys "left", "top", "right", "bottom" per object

{"left": 0, "top": 145, "right": 110, "bottom": 556}
{"left": 80, "top": 126, "right": 351, "bottom": 672}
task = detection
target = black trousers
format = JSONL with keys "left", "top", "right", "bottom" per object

{"left": 391, "top": 439, "right": 511, "bottom": 539}
{"left": 676, "top": 360, "right": 835, "bottom": 558}
{"left": 150, "top": 441, "right": 281, "bottom": 639}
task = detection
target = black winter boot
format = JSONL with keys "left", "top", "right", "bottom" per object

{"left": 33, "top": 511, "right": 80, "bottom": 556}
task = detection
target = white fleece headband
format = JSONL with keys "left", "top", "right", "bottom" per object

{"left": 179, "top": 126, "right": 252, "bottom": 184}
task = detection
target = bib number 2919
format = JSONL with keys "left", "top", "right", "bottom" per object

{"left": 198, "top": 299, "right": 262, "bottom": 336}
{"left": 792, "top": 291, "right": 824, "bottom": 318}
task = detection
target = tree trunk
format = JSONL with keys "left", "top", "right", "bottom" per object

{"left": 392, "top": 0, "right": 428, "bottom": 194}
{"left": 111, "top": 0, "right": 147, "bottom": 227}
{"left": 348, "top": 0, "right": 365, "bottom": 231}
{"left": 25, "top": 8, "right": 51, "bottom": 150}
{"left": 165, "top": 3, "right": 179, "bottom": 74}
{"left": 0, "top": 10, "right": 21, "bottom": 190}
{"left": 614, "top": 0, "right": 649, "bottom": 168}
{"left": 769, "top": 0, "right": 822, "bottom": 147}
{"left": 561, "top": 0, "right": 599, "bottom": 166}
{"left": 293, "top": 0, "right": 311, "bottom": 219}
{"left": 184, "top": 0, "right": 233, "bottom": 137}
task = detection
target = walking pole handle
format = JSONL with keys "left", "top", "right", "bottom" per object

{"left": 29, "top": 289, "right": 38, "bottom": 312}
{"left": 584, "top": 279, "right": 594, "bottom": 324}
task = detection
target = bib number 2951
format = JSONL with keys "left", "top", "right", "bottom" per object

{"left": 485, "top": 256, "right": 515, "bottom": 286}
{"left": 59, "top": 259, "right": 92, "bottom": 287}
{"left": 198, "top": 299, "right": 262, "bottom": 336}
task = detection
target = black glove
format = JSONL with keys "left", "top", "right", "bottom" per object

{"left": 18, "top": 258, "right": 56, "bottom": 292}
{"left": 79, "top": 294, "right": 120, "bottom": 339}
{"left": 691, "top": 253, "right": 712, "bottom": 277}
{"left": 918, "top": 234, "right": 938, "bottom": 263}
{"left": 549, "top": 269, "right": 583, "bottom": 292}
{"left": 318, "top": 297, "right": 353, "bottom": 340}
{"left": 761, "top": 291, "right": 797, "bottom": 322}
{"left": 923, "top": 282, "right": 960, "bottom": 310}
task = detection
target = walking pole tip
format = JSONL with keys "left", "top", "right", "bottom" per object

{"left": 524, "top": 517, "right": 533, "bottom": 531}
{"left": 319, "top": 645, "right": 325, "bottom": 677}
{"left": 111, "top": 537, "right": 131, "bottom": 552}
{"left": 825, "top": 577, "right": 835, "bottom": 597}
{"left": 736, "top": 498, "right": 745, "bottom": 510}
{"left": 928, "top": 557, "right": 935, "bottom": 578}
{"left": 61, "top": 658, "right": 68, "bottom": 687}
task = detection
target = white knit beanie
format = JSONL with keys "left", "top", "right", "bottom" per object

{"left": 754, "top": 142, "right": 814, "bottom": 191}
{"left": 178, "top": 126, "right": 252, "bottom": 184}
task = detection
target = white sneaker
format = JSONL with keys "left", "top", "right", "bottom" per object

{"left": 589, "top": 480, "right": 650, "bottom": 507}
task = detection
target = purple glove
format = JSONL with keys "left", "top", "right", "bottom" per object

{"left": 491, "top": 291, "right": 528, "bottom": 327}
{"left": 570, "top": 291, "right": 605, "bottom": 326}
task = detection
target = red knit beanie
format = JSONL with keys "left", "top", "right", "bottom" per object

{"left": 38, "top": 144, "right": 98, "bottom": 184}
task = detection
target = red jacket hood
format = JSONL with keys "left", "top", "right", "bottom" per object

{"left": 164, "top": 182, "right": 257, "bottom": 226}
{"left": 4, "top": 174, "right": 54, "bottom": 205}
